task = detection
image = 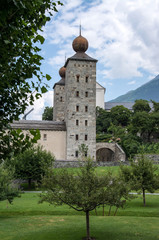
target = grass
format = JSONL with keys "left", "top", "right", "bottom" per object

{"left": 0, "top": 193, "right": 159, "bottom": 240}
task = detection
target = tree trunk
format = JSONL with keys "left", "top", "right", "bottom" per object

{"left": 114, "top": 207, "right": 118, "bottom": 216}
{"left": 108, "top": 205, "right": 112, "bottom": 216}
{"left": 86, "top": 210, "right": 90, "bottom": 240}
{"left": 143, "top": 188, "right": 146, "bottom": 206}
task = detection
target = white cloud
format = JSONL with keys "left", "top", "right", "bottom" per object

{"left": 128, "top": 80, "right": 136, "bottom": 85}
{"left": 43, "top": 0, "right": 159, "bottom": 80}
{"left": 23, "top": 91, "right": 53, "bottom": 120}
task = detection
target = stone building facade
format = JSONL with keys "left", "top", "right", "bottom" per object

{"left": 11, "top": 31, "right": 125, "bottom": 163}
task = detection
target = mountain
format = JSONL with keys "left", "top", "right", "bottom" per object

{"left": 109, "top": 75, "right": 159, "bottom": 102}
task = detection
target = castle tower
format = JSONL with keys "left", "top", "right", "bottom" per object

{"left": 65, "top": 31, "right": 97, "bottom": 160}
{"left": 53, "top": 66, "right": 66, "bottom": 121}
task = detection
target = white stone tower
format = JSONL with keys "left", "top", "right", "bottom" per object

{"left": 53, "top": 66, "right": 66, "bottom": 121}
{"left": 65, "top": 31, "right": 97, "bottom": 160}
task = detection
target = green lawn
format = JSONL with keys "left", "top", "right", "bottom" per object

{"left": 0, "top": 193, "right": 159, "bottom": 240}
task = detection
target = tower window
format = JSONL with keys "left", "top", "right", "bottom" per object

{"left": 85, "top": 120, "right": 88, "bottom": 126}
{"left": 75, "top": 150, "right": 78, "bottom": 158}
{"left": 85, "top": 134, "right": 88, "bottom": 141}
{"left": 76, "top": 120, "right": 79, "bottom": 126}
{"left": 76, "top": 105, "right": 79, "bottom": 112}
{"left": 43, "top": 134, "right": 47, "bottom": 141}
{"left": 60, "top": 96, "right": 62, "bottom": 102}
{"left": 76, "top": 75, "right": 80, "bottom": 82}
{"left": 85, "top": 91, "right": 88, "bottom": 97}
{"left": 85, "top": 76, "right": 88, "bottom": 83}
{"left": 76, "top": 91, "right": 79, "bottom": 97}
{"left": 85, "top": 106, "right": 88, "bottom": 112}
{"left": 75, "top": 134, "right": 79, "bottom": 141}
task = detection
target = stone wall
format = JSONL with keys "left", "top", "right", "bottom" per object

{"left": 54, "top": 160, "right": 129, "bottom": 168}
{"left": 134, "top": 154, "right": 159, "bottom": 164}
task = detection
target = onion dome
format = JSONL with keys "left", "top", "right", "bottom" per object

{"left": 59, "top": 66, "right": 66, "bottom": 78}
{"left": 53, "top": 66, "right": 66, "bottom": 89}
{"left": 72, "top": 35, "right": 88, "bottom": 53}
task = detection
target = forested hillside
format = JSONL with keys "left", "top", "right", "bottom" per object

{"left": 110, "top": 75, "right": 159, "bottom": 102}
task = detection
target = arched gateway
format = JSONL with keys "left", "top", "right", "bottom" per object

{"left": 96, "top": 143, "right": 126, "bottom": 162}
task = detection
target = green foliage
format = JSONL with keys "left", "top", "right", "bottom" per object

{"left": 120, "top": 154, "right": 159, "bottom": 206}
{"left": 42, "top": 106, "right": 53, "bottom": 120}
{"left": 151, "top": 100, "right": 159, "bottom": 112}
{"left": 96, "top": 100, "right": 159, "bottom": 157}
{"left": 0, "top": 0, "right": 62, "bottom": 129}
{"left": 96, "top": 133, "right": 112, "bottom": 142}
{"left": 0, "top": 0, "right": 62, "bottom": 163}
{"left": 0, "top": 128, "right": 40, "bottom": 162}
{"left": 96, "top": 107, "right": 111, "bottom": 133}
{"left": 78, "top": 144, "right": 88, "bottom": 158}
{"left": 108, "top": 124, "right": 125, "bottom": 140}
{"left": 11, "top": 145, "right": 55, "bottom": 187}
{"left": 0, "top": 165, "right": 20, "bottom": 203}
{"left": 110, "top": 105, "right": 131, "bottom": 126}
{"left": 132, "top": 99, "right": 151, "bottom": 113}
{"left": 121, "top": 134, "right": 142, "bottom": 158}
{"left": 138, "top": 143, "right": 159, "bottom": 154}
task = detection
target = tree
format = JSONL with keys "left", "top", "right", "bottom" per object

{"left": 131, "top": 112, "right": 155, "bottom": 141}
{"left": 96, "top": 107, "right": 111, "bottom": 133}
{"left": 120, "top": 154, "right": 159, "bottom": 206}
{"left": 110, "top": 105, "right": 131, "bottom": 126}
{"left": 132, "top": 99, "right": 151, "bottom": 113}
{"left": 40, "top": 158, "right": 112, "bottom": 240}
{"left": 0, "top": 0, "right": 62, "bottom": 129}
{"left": 42, "top": 106, "right": 53, "bottom": 120}
{"left": 0, "top": 165, "right": 20, "bottom": 203}
{"left": 11, "top": 145, "right": 55, "bottom": 188}
{"left": 0, "top": 128, "right": 40, "bottom": 162}
{"left": 106, "top": 175, "right": 132, "bottom": 216}
{"left": 151, "top": 100, "right": 159, "bottom": 112}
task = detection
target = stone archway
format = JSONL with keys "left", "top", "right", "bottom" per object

{"left": 96, "top": 148, "right": 115, "bottom": 162}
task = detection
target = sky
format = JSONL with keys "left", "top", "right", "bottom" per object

{"left": 26, "top": 0, "right": 159, "bottom": 120}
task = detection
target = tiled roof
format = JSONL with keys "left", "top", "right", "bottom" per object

{"left": 65, "top": 52, "right": 97, "bottom": 66}
{"left": 11, "top": 120, "right": 66, "bottom": 131}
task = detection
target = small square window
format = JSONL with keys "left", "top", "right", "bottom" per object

{"left": 85, "top": 106, "right": 88, "bottom": 112}
{"left": 85, "top": 76, "right": 88, "bottom": 83}
{"left": 85, "top": 134, "right": 88, "bottom": 141}
{"left": 76, "top": 91, "right": 79, "bottom": 97}
{"left": 75, "top": 151, "right": 78, "bottom": 157}
{"left": 43, "top": 134, "right": 47, "bottom": 141}
{"left": 76, "top": 105, "right": 79, "bottom": 112}
{"left": 85, "top": 91, "right": 88, "bottom": 97}
{"left": 75, "top": 134, "right": 79, "bottom": 141}
{"left": 76, "top": 75, "right": 80, "bottom": 82}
